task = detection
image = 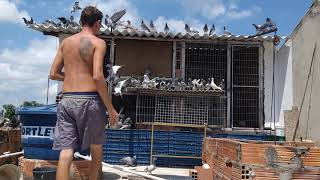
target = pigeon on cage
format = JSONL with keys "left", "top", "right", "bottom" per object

{"left": 114, "top": 77, "right": 131, "bottom": 96}
{"left": 144, "top": 157, "right": 157, "bottom": 174}
{"left": 71, "top": 1, "right": 82, "bottom": 14}
{"left": 120, "top": 117, "right": 133, "bottom": 129}
{"left": 219, "top": 79, "right": 225, "bottom": 90}
{"left": 119, "top": 155, "right": 137, "bottom": 167}
{"left": 223, "top": 26, "right": 232, "bottom": 35}
{"left": 210, "top": 77, "right": 222, "bottom": 90}
{"left": 204, "top": 78, "right": 211, "bottom": 90}
{"left": 106, "top": 65, "right": 122, "bottom": 84}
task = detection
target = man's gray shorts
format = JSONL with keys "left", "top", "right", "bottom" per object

{"left": 53, "top": 92, "right": 106, "bottom": 150}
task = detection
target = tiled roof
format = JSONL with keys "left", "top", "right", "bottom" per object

{"left": 27, "top": 23, "right": 274, "bottom": 42}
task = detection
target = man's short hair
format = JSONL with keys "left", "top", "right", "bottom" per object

{"left": 80, "top": 6, "right": 103, "bottom": 27}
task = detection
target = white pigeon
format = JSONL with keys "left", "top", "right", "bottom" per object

{"left": 202, "top": 163, "right": 210, "bottom": 169}
{"left": 112, "top": 65, "right": 122, "bottom": 74}
{"left": 114, "top": 78, "right": 130, "bottom": 96}
{"left": 210, "top": 77, "right": 222, "bottom": 90}
{"left": 144, "top": 158, "right": 157, "bottom": 174}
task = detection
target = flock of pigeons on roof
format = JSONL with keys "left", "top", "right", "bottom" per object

{"left": 22, "top": 1, "right": 278, "bottom": 37}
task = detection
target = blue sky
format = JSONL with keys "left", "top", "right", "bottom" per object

{"left": 0, "top": 0, "right": 313, "bottom": 108}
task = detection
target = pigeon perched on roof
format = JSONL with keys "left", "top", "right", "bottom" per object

{"left": 104, "top": 10, "right": 126, "bottom": 31}
{"left": 209, "top": 24, "right": 215, "bottom": 36}
{"left": 185, "top": 24, "right": 199, "bottom": 34}
{"left": 119, "top": 155, "right": 137, "bottom": 167}
{"left": 164, "top": 23, "right": 169, "bottom": 34}
{"left": 22, "top": 17, "right": 33, "bottom": 24}
{"left": 203, "top": 24, "right": 208, "bottom": 34}
{"left": 144, "top": 157, "right": 157, "bottom": 174}
{"left": 57, "top": 17, "right": 70, "bottom": 26}
{"left": 43, "top": 19, "right": 59, "bottom": 27}
{"left": 218, "top": 79, "right": 225, "bottom": 90}
{"left": 71, "top": 1, "right": 82, "bottom": 13}
{"left": 252, "top": 18, "right": 277, "bottom": 35}
{"left": 141, "top": 20, "right": 150, "bottom": 32}
{"left": 124, "top": 20, "right": 138, "bottom": 31}
{"left": 223, "top": 26, "right": 231, "bottom": 35}
{"left": 149, "top": 20, "right": 157, "bottom": 33}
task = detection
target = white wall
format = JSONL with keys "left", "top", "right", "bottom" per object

{"left": 263, "top": 40, "right": 293, "bottom": 129}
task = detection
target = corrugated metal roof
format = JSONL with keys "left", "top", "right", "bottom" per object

{"left": 27, "top": 23, "right": 274, "bottom": 42}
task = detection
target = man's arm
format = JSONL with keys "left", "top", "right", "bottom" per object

{"left": 93, "top": 39, "right": 118, "bottom": 125}
{"left": 49, "top": 44, "right": 65, "bottom": 81}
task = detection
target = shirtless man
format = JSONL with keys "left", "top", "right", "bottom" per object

{"left": 49, "top": 6, "right": 118, "bottom": 180}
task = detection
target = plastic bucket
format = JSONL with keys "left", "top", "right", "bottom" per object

{"left": 275, "top": 126, "right": 286, "bottom": 141}
{"left": 33, "top": 167, "right": 56, "bottom": 180}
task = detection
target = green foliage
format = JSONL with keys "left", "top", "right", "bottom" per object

{"left": 21, "top": 101, "right": 43, "bottom": 107}
{"left": 2, "top": 104, "right": 16, "bottom": 122}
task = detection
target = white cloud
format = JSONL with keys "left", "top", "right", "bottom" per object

{"left": 179, "top": 0, "right": 260, "bottom": 20}
{"left": 180, "top": 0, "right": 226, "bottom": 19}
{"left": 0, "top": 37, "right": 58, "bottom": 107}
{"left": 0, "top": 0, "right": 30, "bottom": 24}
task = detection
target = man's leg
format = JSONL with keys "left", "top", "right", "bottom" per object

{"left": 56, "top": 149, "right": 74, "bottom": 180}
{"left": 89, "top": 144, "right": 103, "bottom": 180}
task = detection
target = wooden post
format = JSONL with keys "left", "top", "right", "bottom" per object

{"left": 181, "top": 42, "right": 186, "bottom": 80}
{"left": 172, "top": 41, "right": 177, "bottom": 78}
{"left": 227, "top": 44, "right": 232, "bottom": 128}
{"left": 259, "top": 44, "right": 264, "bottom": 130}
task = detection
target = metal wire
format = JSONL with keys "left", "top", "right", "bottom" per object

{"left": 136, "top": 93, "right": 226, "bottom": 126}
{"left": 185, "top": 43, "right": 227, "bottom": 86}
{"left": 232, "top": 46, "right": 260, "bottom": 128}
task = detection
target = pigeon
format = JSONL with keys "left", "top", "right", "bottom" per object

{"left": 57, "top": 17, "right": 70, "bottom": 27}
{"left": 141, "top": 20, "right": 150, "bottom": 32}
{"left": 185, "top": 24, "right": 199, "bottom": 34}
{"left": 223, "top": 26, "right": 231, "bottom": 35}
{"left": 204, "top": 79, "right": 211, "bottom": 90}
{"left": 210, "top": 77, "right": 222, "bottom": 90}
{"left": 164, "top": 23, "right": 169, "bottom": 34}
{"left": 203, "top": 24, "right": 208, "bottom": 34}
{"left": 191, "top": 79, "right": 201, "bottom": 91}
{"left": 149, "top": 20, "right": 157, "bottom": 33}
{"left": 114, "top": 78, "right": 131, "bottom": 96}
{"left": 124, "top": 20, "right": 138, "bottom": 31}
{"left": 69, "top": 15, "right": 79, "bottom": 27}
{"left": 106, "top": 65, "right": 122, "bottom": 84}
{"left": 119, "top": 155, "right": 137, "bottom": 167}
{"left": 71, "top": 1, "right": 82, "bottom": 13}
{"left": 120, "top": 117, "right": 132, "bottom": 129}
{"left": 209, "top": 24, "right": 215, "bottom": 36}
{"left": 218, "top": 79, "right": 225, "bottom": 90}
{"left": 22, "top": 17, "right": 33, "bottom": 24}
{"left": 202, "top": 161, "right": 210, "bottom": 169}
{"left": 43, "top": 19, "right": 58, "bottom": 27}
{"left": 144, "top": 157, "right": 157, "bottom": 174}
{"left": 104, "top": 10, "right": 126, "bottom": 31}
{"left": 253, "top": 18, "right": 277, "bottom": 34}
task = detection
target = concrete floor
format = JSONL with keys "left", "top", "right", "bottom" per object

{"left": 101, "top": 166, "right": 192, "bottom": 180}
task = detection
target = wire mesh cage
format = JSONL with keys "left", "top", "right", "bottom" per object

{"left": 136, "top": 92, "right": 226, "bottom": 127}
{"left": 232, "top": 46, "right": 260, "bottom": 128}
{"left": 185, "top": 43, "right": 227, "bottom": 88}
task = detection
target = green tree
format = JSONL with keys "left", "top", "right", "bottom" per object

{"left": 2, "top": 104, "right": 16, "bottom": 122}
{"left": 21, "top": 101, "right": 42, "bottom": 107}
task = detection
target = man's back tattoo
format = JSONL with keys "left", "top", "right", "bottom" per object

{"left": 79, "top": 37, "right": 93, "bottom": 61}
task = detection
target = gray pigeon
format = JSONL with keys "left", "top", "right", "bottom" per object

{"left": 110, "top": 9, "right": 126, "bottom": 23}
{"left": 185, "top": 23, "right": 199, "bottom": 34}
{"left": 164, "top": 23, "right": 169, "bottom": 34}
{"left": 209, "top": 24, "right": 215, "bottom": 35}
{"left": 149, "top": 20, "right": 157, "bottom": 32}
{"left": 22, "top": 17, "right": 33, "bottom": 24}
{"left": 44, "top": 19, "right": 58, "bottom": 27}
{"left": 203, "top": 24, "right": 208, "bottom": 34}
{"left": 141, "top": 20, "right": 150, "bottom": 32}
{"left": 119, "top": 155, "right": 137, "bottom": 167}
{"left": 71, "top": 1, "right": 82, "bottom": 13}
{"left": 224, "top": 26, "right": 231, "bottom": 35}
{"left": 114, "top": 78, "right": 131, "bottom": 97}
{"left": 144, "top": 157, "right": 157, "bottom": 174}
{"left": 57, "top": 17, "right": 70, "bottom": 27}
{"left": 218, "top": 79, "right": 225, "bottom": 90}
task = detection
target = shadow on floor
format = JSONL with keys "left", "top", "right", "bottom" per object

{"left": 102, "top": 171, "right": 122, "bottom": 180}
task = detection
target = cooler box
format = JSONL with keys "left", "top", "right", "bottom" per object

{"left": 17, "top": 105, "right": 60, "bottom": 160}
